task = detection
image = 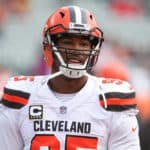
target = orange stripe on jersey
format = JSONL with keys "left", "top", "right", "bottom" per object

{"left": 100, "top": 98, "right": 136, "bottom": 106}
{"left": 2, "top": 88, "right": 30, "bottom": 108}
{"left": 3, "top": 93, "right": 28, "bottom": 105}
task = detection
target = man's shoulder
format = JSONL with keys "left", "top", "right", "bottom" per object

{"left": 99, "top": 77, "right": 134, "bottom": 92}
{"left": 91, "top": 76, "right": 137, "bottom": 112}
{"left": 1, "top": 75, "right": 47, "bottom": 109}
{"left": 89, "top": 75, "right": 134, "bottom": 92}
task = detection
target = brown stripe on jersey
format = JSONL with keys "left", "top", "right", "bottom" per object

{"left": 99, "top": 92, "right": 135, "bottom": 100}
{"left": 2, "top": 99, "right": 25, "bottom": 109}
{"left": 1, "top": 87, "right": 30, "bottom": 108}
{"left": 99, "top": 92, "right": 136, "bottom": 111}
{"left": 103, "top": 104, "right": 137, "bottom": 111}
{"left": 4, "top": 87, "right": 30, "bottom": 99}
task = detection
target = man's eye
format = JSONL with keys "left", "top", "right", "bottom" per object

{"left": 80, "top": 42, "right": 90, "bottom": 47}
{"left": 62, "top": 40, "right": 72, "bottom": 45}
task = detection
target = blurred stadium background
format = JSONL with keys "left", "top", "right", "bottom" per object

{"left": 0, "top": 0, "right": 150, "bottom": 149}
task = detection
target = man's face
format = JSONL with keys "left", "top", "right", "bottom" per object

{"left": 56, "top": 34, "right": 91, "bottom": 65}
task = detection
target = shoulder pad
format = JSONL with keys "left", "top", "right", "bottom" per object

{"left": 99, "top": 78, "right": 136, "bottom": 111}
{"left": 1, "top": 76, "right": 35, "bottom": 109}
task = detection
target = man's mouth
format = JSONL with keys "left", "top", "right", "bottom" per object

{"left": 68, "top": 58, "right": 81, "bottom": 64}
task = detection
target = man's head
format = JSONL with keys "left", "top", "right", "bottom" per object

{"left": 43, "top": 5, "right": 104, "bottom": 78}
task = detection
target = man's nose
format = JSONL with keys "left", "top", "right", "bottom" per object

{"left": 70, "top": 42, "right": 83, "bottom": 53}
{"left": 73, "top": 42, "right": 81, "bottom": 49}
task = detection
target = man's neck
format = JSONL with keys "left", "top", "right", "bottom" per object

{"left": 48, "top": 75, "right": 88, "bottom": 94}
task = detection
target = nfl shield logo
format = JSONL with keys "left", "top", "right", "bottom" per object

{"left": 59, "top": 106, "right": 67, "bottom": 114}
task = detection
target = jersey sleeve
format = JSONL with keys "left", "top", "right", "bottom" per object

{"left": 1, "top": 76, "right": 34, "bottom": 109}
{"left": 0, "top": 105, "right": 24, "bottom": 149}
{"left": 108, "top": 110, "right": 141, "bottom": 150}
{"left": 99, "top": 78, "right": 137, "bottom": 111}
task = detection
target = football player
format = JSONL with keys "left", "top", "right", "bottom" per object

{"left": 0, "top": 5, "right": 140, "bottom": 150}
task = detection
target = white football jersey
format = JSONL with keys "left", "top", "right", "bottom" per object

{"left": 0, "top": 75, "right": 140, "bottom": 150}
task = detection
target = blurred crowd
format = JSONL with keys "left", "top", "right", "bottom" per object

{"left": 0, "top": 0, "right": 29, "bottom": 30}
{"left": 0, "top": 0, "right": 150, "bottom": 149}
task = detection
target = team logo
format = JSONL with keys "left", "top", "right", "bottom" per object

{"left": 29, "top": 105, "right": 43, "bottom": 119}
{"left": 59, "top": 106, "right": 67, "bottom": 114}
